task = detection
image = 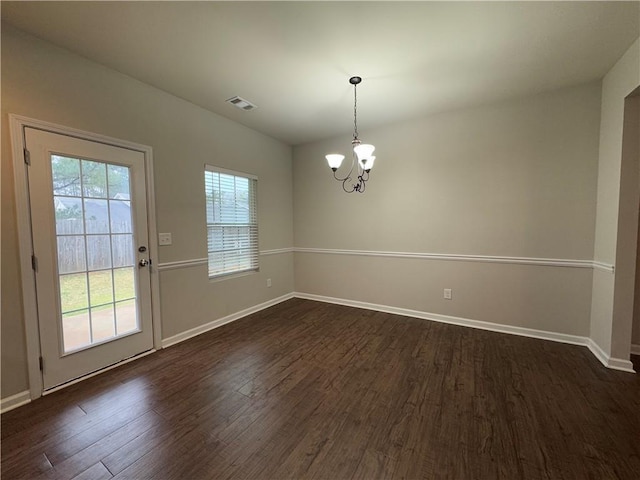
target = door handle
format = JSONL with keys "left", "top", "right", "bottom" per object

{"left": 139, "top": 259, "right": 150, "bottom": 267}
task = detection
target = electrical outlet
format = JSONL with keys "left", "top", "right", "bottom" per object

{"left": 267, "top": 278, "right": 272, "bottom": 288}
{"left": 444, "top": 288, "right": 452, "bottom": 300}
{"left": 158, "top": 233, "right": 172, "bottom": 246}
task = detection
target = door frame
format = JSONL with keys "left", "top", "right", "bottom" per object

{"left": 9, "top": 114, "right": 162, "bottom": 399}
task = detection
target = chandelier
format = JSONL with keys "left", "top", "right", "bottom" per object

{"left": 325, "top": 76, "right": 376, "bottom": 193}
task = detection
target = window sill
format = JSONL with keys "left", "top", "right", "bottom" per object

{"left": 208, "top": 268, "right": 259, "bottom": 283}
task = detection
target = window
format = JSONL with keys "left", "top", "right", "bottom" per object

{"left": 204, "top": 165, "right": 258, "bottom": 278}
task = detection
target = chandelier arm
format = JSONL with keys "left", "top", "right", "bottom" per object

{"left": 342, "top": 177, "right": 357, "bottom": 193}
{"left": 348, "top": 157, "right": 368, "bottom": 193}
{"left": 357, "top": 175, "right": 366, "bottom": 193}
{"left": 333, "top": 157, "right": 356, "bottom": 182}
{"left": 333, "top": 170, "right": 347, "bottom": 182}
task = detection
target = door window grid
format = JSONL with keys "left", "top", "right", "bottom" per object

{"left": 51, "top": 155, "right": 138, "bottom": 353}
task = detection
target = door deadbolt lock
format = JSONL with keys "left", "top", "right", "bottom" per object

{"left": 138, "top": 246, "right": 147, "bottom": 253}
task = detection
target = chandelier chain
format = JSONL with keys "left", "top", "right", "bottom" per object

{"left": 353, "top": 83, "right": 359, "bottom": 141}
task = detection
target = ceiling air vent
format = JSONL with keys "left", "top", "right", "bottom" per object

{"left": 226, "top": 96, "right": 257, "bottom": 111}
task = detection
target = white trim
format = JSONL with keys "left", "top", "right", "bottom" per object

{"left": 260, "top": 248, "right": 294, "bottom": 256}
{"left": 42, "top": 349, "right": 156, "bottom": 396}
{"left": 294, "top": 292, "right": 587, "bottom": 345}
{"left": 586, "top": 339, "right": 636, "bottom": 373}
{"left": 605, "top": 357, "right": 636, "bottom": 372}
{"left": 294, "top": 247, "right": 614, "bottom": 272}
{"left": 586, "top": 339, "right": 615, "bottom": 370}
{"left": 592, "top": 261, "right": 616, "bottom": 274}
{"left": 9, "top": 116, "right": 43, "bottom": 399}
{"left": 9, "top": 114, "right": 156, "bottom": 153}
{"left": 157, "top": 247, "right": 610, "bottom": 274}
{"left": 1, "top": 391, "right": 31, "bottom": 414}
{"left": 157, "top": 249, "right": 294, "bottom": 271}
{"left": 630, "top": 344, "right": 640, "bottom": 356}
{"left": 157, "top": 258, "right": 208, "bottom": 271}
{"left": 293, "top": 292, "right": 636, "bottom": 374}
{"left": 161, "top": 293, "right": 295, "bottom": 348}
{"left": 9, "top": 114, "right": 162, "bottom": 399}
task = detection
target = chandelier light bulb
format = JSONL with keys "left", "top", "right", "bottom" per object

{"left": 325, "top": 154, "right": 345, "bottom": 171}
{"left": 353, "top": 143, "right": 375, "bottom": 162}
{"left": 359, "top": 155, "right": 376, "bottom": 171}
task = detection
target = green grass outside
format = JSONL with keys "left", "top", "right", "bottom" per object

{"left": 59, "top": 268, "right": 135, "bottom": 313}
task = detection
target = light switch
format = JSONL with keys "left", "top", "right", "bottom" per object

{"left": 158, "top": 233, "right": 172, "bottom": 246}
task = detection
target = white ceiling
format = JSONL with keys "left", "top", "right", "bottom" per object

{"left": 2, "top": 1, "right": 639, "bottom": 145}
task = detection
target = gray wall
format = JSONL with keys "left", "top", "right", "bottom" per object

{"left": 1, "top": 24, "right": 294, "bottom": 398}
{"left": 293, "top": 83, "right": 602, "bottom": 336}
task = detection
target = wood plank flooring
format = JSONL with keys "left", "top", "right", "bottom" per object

{"left": 3, "top": 298, "right": 640, "bottom": 479}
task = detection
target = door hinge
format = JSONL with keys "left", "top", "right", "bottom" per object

{"left": 31, "top": 254, "right": 38, "bottom": 272}
{"left": 39, "top": 356, "right": 44, "bottom": 371}
{"left": 24, "top": 148, "right": 31, "bottom": 165}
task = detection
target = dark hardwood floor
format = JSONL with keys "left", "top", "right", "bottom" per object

{"left": 2, "top": 298, "right": 640, "bottom": 479}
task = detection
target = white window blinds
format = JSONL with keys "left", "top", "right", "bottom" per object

{"left": 204, "top": 165, "right": 258, "bottom": 278}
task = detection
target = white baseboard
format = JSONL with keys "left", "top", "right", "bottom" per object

{"left": 587, "top": 339, "right": 636, "bottom": 373}
{"left": 631, "top": 344, "right": 640, "bottom": 356}
{"left": 294, "top": 292, "right": 588, "bottom": 345}
{"left": 161, "top": 293, "right": 295, "bottom": 348}
{"left": 294, "top": 292, "right": 636, "bottom": 373}
{"left": 605, "top": 357, "right": 636, "bottom": 372}
{"left": 1, "top": 390, "right": 31, "bottom": 414}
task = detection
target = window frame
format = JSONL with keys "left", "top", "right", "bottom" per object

{"left": 204, "top": 164, "right": 259, "bottom": 280}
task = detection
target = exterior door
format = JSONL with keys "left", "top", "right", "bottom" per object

{"left": 25, "top": 127, "right": 154, "bottom": 390}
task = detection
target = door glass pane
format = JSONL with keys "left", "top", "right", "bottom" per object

{"left": 51, "top": 155, "right": 140, "bottom": 354}
{"left": 81, "top": 160, "right": 107, "bottom": 198}
{"left": 116, "top": 300, "right": 137, "bottom": 335}
{"left": 57, "top": 236, "right": 86, "bottom": 274}
{"left": 52, "top": 156, "right": 82, "bottom": 196}
{"left": 59, "top": 273, "right": 88, "bottom": 313}
{"left": 92, "top": 304, "right": 116, "bottom": 343}
{"left": 112, "top": 235, "right": 134, "bottom": 267}
{"left": 84, "top": 199, "right": 110, "bottom": 234}
{"left": 88, "top": 270, "right": 114, "bottom": 307}
{"left": 109, "top": 200, "right": 132, "bottom": 233}
{"left": 62, "top": 310, "right": 91, "bottom": 352}
{"left": 114, "top": 267, "right": 135, "bottom": 301}
{"left": 107, "top": 164, "right": 130, "bottom": 200}
{"left": 55, "top": 197, "right": 84, "bottom": 235}
{"left": 86, "top": 235, "right": 112, "bottom": 270}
